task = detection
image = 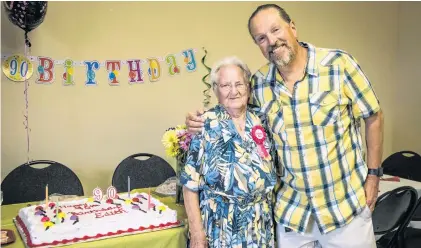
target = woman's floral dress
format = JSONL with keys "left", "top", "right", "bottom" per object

{"left": 181, "top": 104, "right": 277, "bottom": 248}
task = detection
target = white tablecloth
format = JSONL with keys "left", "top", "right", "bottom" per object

{"left": 379, "top": 174, "right": 421, "bottom": 229}
{"left": 379, "top": 175, "right": 421, "bottom": 196}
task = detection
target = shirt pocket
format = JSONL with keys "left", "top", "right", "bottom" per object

{"left": 309, "top": 91, "right": 340, "bottom": 126}
{"left": 266, "top": 100, "right": 285, "bottom": 135}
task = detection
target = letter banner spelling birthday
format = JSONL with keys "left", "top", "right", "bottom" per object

{"left": 1, "top": 48, "right": 198, "bottom": 86}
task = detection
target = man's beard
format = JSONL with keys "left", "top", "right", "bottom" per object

{"left": 269, "top": 40, "right": 296, "bottom": 68}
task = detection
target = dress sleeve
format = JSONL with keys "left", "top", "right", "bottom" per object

{"left": 180, "top": 129, "right": 206, "bottom": 192}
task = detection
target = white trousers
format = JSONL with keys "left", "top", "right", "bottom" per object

{"left": 276, "top": 206, "right": 377, "bottom": 248}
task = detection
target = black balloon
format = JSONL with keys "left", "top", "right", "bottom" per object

{"left": 3, "top": 1, "right": 48, "bottom": 47}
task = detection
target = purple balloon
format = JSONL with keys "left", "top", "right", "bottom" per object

{"left": 70, "top": 215, "right": 78, "bottom": 221}
{"left": 132, "top": 205, "right": 139, "bottom": 210}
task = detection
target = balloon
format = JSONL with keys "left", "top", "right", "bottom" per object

{"left": 109, "top": 72, "right": 115, "bottom": 80}
{"left": 129, "top": 71, "right": 136, "bottom": 79}
{"left": 87, "top": 70, "right": 95, "bottom": 80}
{"left": 3, "top": 1, "right": 48, "bottom": 47}
{"left": 37, "top": 65, "right": 44, "bottom": 73}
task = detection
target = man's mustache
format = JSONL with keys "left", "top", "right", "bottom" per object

{"left": 269, "top": 40, "right": 288, "bottom": 54}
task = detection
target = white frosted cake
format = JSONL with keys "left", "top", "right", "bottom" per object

{"left": 15, "top": 192, "right": 179, "bottom": 247}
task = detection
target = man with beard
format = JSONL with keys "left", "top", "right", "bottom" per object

{"left": 186, "top": 4, "right": 383, "bottom": 248}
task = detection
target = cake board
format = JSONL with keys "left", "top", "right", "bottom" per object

{"left": 14, "top": 217, "right": 184, "bottom": 248}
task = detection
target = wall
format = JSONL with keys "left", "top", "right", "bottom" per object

{"left": 1, "top": 1, "right": 399, "bottom": 193}
{"left": 393, "top": 2, "right": 421, "bottom": 154}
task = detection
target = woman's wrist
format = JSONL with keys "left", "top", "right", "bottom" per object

{"left": 189, "top": 224, "right": 205, "bottom": 234}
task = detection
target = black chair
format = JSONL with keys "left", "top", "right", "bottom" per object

{"left": 1, "top": 160, "right": 84, "bottom": 205}
{"left": 372, "top": 186, "right": 418, "bottom": 248}
{"left": 399, "top": 197, "right": 421, "bottom": 248}
{"left": 382, "top": 151, "right": 421, "bottom": 182}
{"left": 112, "top": 153, "right": 176, "bottom": 192}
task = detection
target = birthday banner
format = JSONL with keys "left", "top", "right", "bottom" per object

{"left": 1, "top": 48, "right": 198, "bottom": 86}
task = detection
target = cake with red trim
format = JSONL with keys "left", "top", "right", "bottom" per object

{"left": 15, "top": 192, "right": 179, "bottom": 247}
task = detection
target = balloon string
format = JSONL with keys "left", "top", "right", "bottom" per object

{"left": 201, "top": 47, "right": 212, "bottom": 108}
{"left": 23, "top": 1, "right": 31, "bottom": 48}
{"left": 23, "top": 1, "right": 31, "bottom": 164}
{"left": 25, "top": 31, "right": 32, "bottom": 48}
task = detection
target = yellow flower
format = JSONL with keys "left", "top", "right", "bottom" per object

{"left": 165, "top": 145, "right": 179, "bottom": 157}
{"left": 162, "top": 129, "right": 178, "bottom": 149}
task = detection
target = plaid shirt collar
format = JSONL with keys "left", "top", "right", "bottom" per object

{"left": 267, "top": 41, "right": 319, "bottom": 89}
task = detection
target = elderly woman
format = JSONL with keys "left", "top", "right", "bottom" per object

{"left": 180, "top": 56, "right": 277, "bottom": 248}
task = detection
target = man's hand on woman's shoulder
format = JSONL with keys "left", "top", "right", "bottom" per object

{"left": 185, "top": 109, "right": 206, "bottom": 134}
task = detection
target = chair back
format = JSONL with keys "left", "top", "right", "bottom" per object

{"left": 112, "top": 153, "right": 175, "bottom": 192}
{"left": 1, "top": 160, "right": 84, "bottom": 205}
{"left": 412, "top": 198, "right": 421, "bottom": 221}
{"left": 395, "top": 195, "right": 421, "bottom": 247}
{"left": 372, "top": 186, "right": 418, "bottom": 247}
{"left": 407, "top": 196, "right": 421, "bottom": 222}
{"left": 382, "top": 151, "right": 421, "bottom": 182}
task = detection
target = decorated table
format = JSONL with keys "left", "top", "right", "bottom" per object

{"left": 1, "top": 188, "right": 188, "bottom": 248}
{"left": 379, "top": 175, "right": 421, "bottom": 197}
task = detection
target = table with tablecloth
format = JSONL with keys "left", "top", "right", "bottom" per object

{"left": 1, "top": 188, "right": 188, "bottom": 248}
{"left": 379, "top": 175, "right": 421, "bottom": 196}
{"left": 2, "top": 176, "right": 420, "bottom": 247}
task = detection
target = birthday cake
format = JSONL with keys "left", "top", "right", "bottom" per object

{"left": 15, "top": 192, "right": 180, "bottom": 247}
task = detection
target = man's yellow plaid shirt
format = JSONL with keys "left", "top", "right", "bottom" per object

{"left": 250, "top": 42, "right": 381, "bottom": 234}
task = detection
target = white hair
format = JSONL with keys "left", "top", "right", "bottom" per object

{"left": 210, "top": 56, "right": 251, "bottom": 90}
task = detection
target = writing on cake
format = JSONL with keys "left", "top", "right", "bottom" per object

{"left": 67, "top": 205, "right": 127, "bottom": 218}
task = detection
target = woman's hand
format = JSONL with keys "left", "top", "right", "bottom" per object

{"left": 189, "top": 229, "right": 208, "bottom": 248}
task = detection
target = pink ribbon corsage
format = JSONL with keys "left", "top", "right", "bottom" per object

{"left": 251, "top": 125, "right": 269, "bottom": 159}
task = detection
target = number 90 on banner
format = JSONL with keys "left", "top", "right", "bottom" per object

{"left": 2, "top": 54, "right": 34, "bottom": 82}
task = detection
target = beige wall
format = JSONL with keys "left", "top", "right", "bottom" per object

{"left": 393, "top": 2, "right": 421, "bottom": 154}
{"left": 1, "top": 2, "right": 400, "bottom": 193}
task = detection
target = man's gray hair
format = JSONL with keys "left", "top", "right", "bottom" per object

{"left": 210, "top": 56, "right": 251, "bottom": 89}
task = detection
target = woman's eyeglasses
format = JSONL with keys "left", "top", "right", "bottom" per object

{"left": 217, "top": 82, "right": 247, "bottom": 93}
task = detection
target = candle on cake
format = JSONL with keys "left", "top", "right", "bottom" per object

{"left": 148, "top": 188, "right": 151, "bottom": 210}
{"left": 45, "top": 184, "right": 48, "bottom": 206}
{"left": 55, "top": 202, "right": 59, "bottom": 224}
{"left": 128, "top": 176, "right": 131, "bottom": 198}
{"left": 93, "top": 187, "right": 103, "bottom": 203}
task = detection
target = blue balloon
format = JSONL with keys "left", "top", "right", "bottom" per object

{"left": 37, "top": 65, "right": 44, "bottom": 73}
{"left": 87, "top": 70, "right": 95, "bottom": 80}
{"left": 109, "top": 72, "right": 115, "bottom": 80}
